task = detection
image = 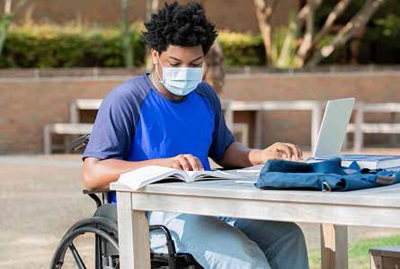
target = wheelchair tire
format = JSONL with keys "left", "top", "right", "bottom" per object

{"left": 50, "top": 216, "right": 119, "bottom": 269}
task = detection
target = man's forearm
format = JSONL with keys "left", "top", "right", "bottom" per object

{"left": 82, "top": 157, "right": 169, "bottom": 190}
{"left": 219, "top": 142, "right": 263, "bottom": 168}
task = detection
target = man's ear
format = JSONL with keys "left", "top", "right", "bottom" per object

{"left": 150, "top": 49, "right": 158, "bottom": 65}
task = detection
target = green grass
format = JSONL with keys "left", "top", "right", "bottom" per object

{"left": 309, "top": 234, "right": 400, "bottom": 269}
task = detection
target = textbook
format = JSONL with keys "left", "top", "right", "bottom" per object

{"left": 117, "top": 165, "right": 245, "bottom": 190}
{"left": 339, "top": 154, "right": 400, "bottom": 170}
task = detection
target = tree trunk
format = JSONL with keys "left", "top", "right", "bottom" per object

{"left": 296, "top": 0, "right": 322, "bottom": 34}
{"left": 121, "top": 0, "right": 133, "bottom": 68}
{"left": 294, "top": 0, "right": 315, "bottom": 67}
{"left": 145, "top": 0, "right": 159, "bottom": 71}
{"left": 254, "top": 0, "right": 278, "bottom": 66}
{"left": 0, "top": 0, "right": 13, "bottom": 56}
{"left": 312, "top": 0, "right": 352, "bottom": 48}
{"left": 306, "top": 0, "right": 386, "bottom": 67}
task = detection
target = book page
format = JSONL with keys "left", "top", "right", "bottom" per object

{"left": 185, "top": 170, "right": 245, "bottom": 182}
{"left": 118, "top": 165, "right": 187, "bottom": 190}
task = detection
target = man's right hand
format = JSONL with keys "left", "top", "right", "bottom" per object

{"left": 164, "top": 154, "right": 204, "bottom": 171}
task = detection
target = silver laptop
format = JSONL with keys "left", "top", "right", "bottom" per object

{"left": 312, "top": 97, "right": 355, "bottom": 159}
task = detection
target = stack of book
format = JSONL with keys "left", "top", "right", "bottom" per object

{"left": 339, "top": 154, "right": 400, "bottom": 170}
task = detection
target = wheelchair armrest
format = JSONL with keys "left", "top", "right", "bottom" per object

{"left": 71, "top": 134, "right": 90, "bottom": 151}
{"left": 83, "top": 189, "right": 111, "bottom": 208}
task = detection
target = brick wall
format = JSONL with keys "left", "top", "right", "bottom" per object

{"left": 9, "top": 0, "right": 297, "bottom": 32}
{"left": 1, "top": 70, "right": 399, "bottom": 154}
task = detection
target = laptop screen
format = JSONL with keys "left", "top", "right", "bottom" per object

{"left": 312, "top": 98, "right": 355, "bottom": 158}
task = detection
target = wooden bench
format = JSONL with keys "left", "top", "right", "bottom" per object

{"left": 222, "top": 100, "right": 323, "bottom": 148}
{"left": 43, "top": 123, "right": 93, "bottom": 154}
{"left": 69, "top": 99, "right": 103, "bottom": 123}
{"left": 370, "top": 246, "right": 400, "bottom": 269}
{"left": 347, "top": 103, "right": 400, "bottom": 152}
{"left": 45, "top": 98, "right": 324, "bottom": 153}
{"left": 45, "top": 99, "right": 252, "bottom": 153}
{"left": 43, "top": 99, "right": 101, "bottom": 154}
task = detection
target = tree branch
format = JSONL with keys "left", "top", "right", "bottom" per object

{"left": 306, "top": 0, "right": 386, "bottom": 67}
{"left": 254, "top": 0, "right": 278, "bottom": 65}
{"left": 313, "top": 0, "right": 352, "bottom": 47}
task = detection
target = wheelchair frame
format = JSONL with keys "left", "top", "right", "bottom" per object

{"left": 49, "top": 134, "right": 202, "bottom": 269}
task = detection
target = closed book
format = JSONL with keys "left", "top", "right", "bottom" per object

{"left": 339, "top": 154, "right": 400, "bottom": 169}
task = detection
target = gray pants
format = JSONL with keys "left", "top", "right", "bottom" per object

{"left": 149, "top": 212, "right": 309, "bottom": 269}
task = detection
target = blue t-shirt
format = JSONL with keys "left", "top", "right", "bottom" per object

{"left": 83, "top": 74, "right": 234, "bottom": 201}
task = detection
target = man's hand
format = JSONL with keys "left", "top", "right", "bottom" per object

{"left": 163, "top": 154, "right": 204, "bottom": 171}
{"left": 256, "top": 142, "right": 303, "bottom": 164}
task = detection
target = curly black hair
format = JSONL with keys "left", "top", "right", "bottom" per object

{"left": 143, "top": 1, "right": 218, "bottom": 54}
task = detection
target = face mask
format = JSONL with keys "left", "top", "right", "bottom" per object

{"left": 155, "top": 54, "right": 203, "bottom": 96}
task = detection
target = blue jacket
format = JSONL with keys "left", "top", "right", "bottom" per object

{"left": 255, "top": 157, "right": 400, "bottom": 191}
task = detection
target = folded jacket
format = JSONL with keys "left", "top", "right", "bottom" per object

{"left": 255, "top": 157, "right": 400, "bottom": 191}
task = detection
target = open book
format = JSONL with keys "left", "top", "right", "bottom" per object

{"left": 117, "top": 165, "right": 245, "bottom": 190}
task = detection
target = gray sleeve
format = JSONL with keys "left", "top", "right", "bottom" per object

{"left": 82, "top": 79, "right": 147, "bottom": 160}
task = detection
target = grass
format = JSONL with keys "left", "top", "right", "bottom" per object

{"left": 309, "top": 234, "right": 400, "bottom": 269}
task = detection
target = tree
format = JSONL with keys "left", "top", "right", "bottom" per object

{"left": 254, "top": 0, "right": 387, "bottom": 68}
{"left": 121, "top": 0, "right": 133, "bottom": 68}
{"left": 145, "top": 0, "right": 159, "bottom": 71}
{"left": 0, "top": 0, "right": 13, "bottom": 56}
{"left": 0, "top": 0, "right": 25, "bottom": 56}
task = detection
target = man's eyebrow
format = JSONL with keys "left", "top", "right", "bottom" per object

{"left": 168, "top": 56, "right": 203, "bottom": 62}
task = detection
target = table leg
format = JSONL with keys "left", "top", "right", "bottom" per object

{"left": 320, "top": 223, "right": 348, "bottom": 269}
{"left": 117, "top": 192, "right": 150, "bottom": 269}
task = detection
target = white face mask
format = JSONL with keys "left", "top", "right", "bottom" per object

{"left": 155, "top": 54, "right": 203, "bottom": 96}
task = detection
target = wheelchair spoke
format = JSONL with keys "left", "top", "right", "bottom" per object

{"left": 69, "top": 242, "right": 87, "bottom": 269}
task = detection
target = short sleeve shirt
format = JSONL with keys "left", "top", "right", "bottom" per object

{"left": 83, "top": 74, "right": 234, "bottom": 178}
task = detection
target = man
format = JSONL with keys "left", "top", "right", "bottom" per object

{"left": 82, "top": 2, "right": 309, "bottom": 268}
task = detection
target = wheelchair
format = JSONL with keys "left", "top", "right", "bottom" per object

{"left": 49, "top": 134, "right": 203, "bottom": 269}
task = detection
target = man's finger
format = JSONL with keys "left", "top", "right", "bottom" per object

{"left": 177, "top": 154, "right": 192, "bottom": 171}
{"left": 184, "top": 154, "right": 203, "bottom": 171}
{"left": 274, "top": 142, "right": 292, "bottom": 158}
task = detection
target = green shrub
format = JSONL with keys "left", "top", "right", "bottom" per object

{"left": 0, "top": 24, "right": 267, "bottom": 68}
{"left": 0, "top": 24, "right": 146, "bottom": 68}
{"left": 218, "top": 31, "right": 265, "bottom": 67}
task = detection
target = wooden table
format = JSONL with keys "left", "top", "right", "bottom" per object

{"left": 111, "top": 179, "right": 400, "bottom": 269}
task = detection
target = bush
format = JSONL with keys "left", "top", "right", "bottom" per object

{"left": 0, "top": 24, "right": 146, "bottom": 68}
{"left": 218, "top": 31, "right": 265, "bottom": 67}
{"left": 0, "top": 24, "right": 266, "bottom": 68}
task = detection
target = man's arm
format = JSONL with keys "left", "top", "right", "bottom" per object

{"left": 83, "top": 154, "right": 204, "bottom": 190}
{"left": 218, "top": 141, "right": 303, "bottom": 168}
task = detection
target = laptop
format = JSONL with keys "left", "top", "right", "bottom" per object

{"left": 311, "top": 97, "right": 355, "bottom": 159}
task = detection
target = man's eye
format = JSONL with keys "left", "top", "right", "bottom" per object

{"left": 192, "top": 62, "right": 203, "bottom": 67}
{"left": 169, "top": 63, "right": 180, "bottom": 67}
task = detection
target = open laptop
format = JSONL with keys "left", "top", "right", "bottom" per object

{"left": 311, "top": 97, "right": 355, "bottom": 159}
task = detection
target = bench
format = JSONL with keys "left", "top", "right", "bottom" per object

{"left": 222, "top": 100, "right": 323, "bottom": 148}
{"left": 347, "top": 103, "right": 400, "bottom": 152}
{"left": 69, "top": 99, "right": 103, "bottom": 123}
{"left": 43, "top": 99, "right": 101, "bottom": 154}
{"left": 45, "top": 99, "right": 252, "bottom": 153}
{"left": 370, "top": 246, "right": 400, "bottom": 269}
{"left": 43, "top": 123, "right": 93, "bottom": 154}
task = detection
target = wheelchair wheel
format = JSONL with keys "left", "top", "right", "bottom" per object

{"left": 50, "top": 216, "right": 119, "bottom": 269}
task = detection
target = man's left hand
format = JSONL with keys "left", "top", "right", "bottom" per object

{"left": 258, "top": 142, "right": 303, "bottom": 163}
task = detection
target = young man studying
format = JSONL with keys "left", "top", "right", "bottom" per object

{"left": 82, "top": 2, "right": 309, "bottom": 268}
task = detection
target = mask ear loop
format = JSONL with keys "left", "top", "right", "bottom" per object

{"left": 154, "top": 52, "right": 164, "bottom": 84}
{"left": 151, "top": 52, "right": 164, "bottom": 92}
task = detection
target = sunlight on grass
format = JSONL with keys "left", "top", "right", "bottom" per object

{"left": 309, "top": 234, "right": 400, "bottom": 269}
